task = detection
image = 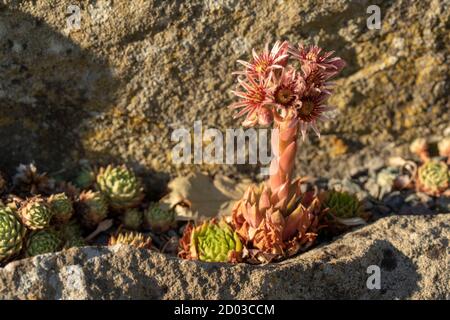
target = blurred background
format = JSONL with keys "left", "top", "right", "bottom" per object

{"left": 0, "top": 0, "right": 448, "bottom": 190}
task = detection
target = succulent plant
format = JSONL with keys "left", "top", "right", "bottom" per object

{"left": 48, "top": 193, "right": 73, "bottom": 224}
{"left": 96, "top": 165, "right": 144, "bottom": 210}
{"left": 319, "top": 190, "right": 368, "bottom": 236}
{"left": 108, "top": 231, "right": 152, "bottom": 249}
{"left": 322, "top": 190, "right": 365, "bottom": 219}
{"left": 74, "top": 165, "right": 96, "bottom": 189}
{"left": 26, "top": 229, "right": 62, "bottom": 257}
{"left": 121, "top": 208, "right": 143, "bottom": 230}
{"left": 417, "top": 160, "right": 449, "bottom": 196}
{"left": 53, "top": 181, "right": 80, "bottom": 201}
{"left": 2, "top": 194, "right": 23, "bottom": 211}
{"left": 228, "top": 42, "right": 345, "bottom": 263}
{"left": 179, "top": 219, "right": 242, "bottom": 263}
{"left": 64, "top": 236, "right": 86, "bottom": 249}
{"left": 19, "top": 196, "right": 52, "bottom": 230}
{"left": 232, "top": 182, "right": 322, "bottom": 262}
{"left": 78, "top": 190, "right": 108, "bottom": 229}
{"left": 13, "top": 163, "right": 54, "bottom": 196}
{"left": 0, "top": 207, "right": 26, "bottom": 262}
{"left": 60, "top": 221, "right": 85, "bottom": 249}
{"left": 143, "top": 203, "right": 175, "bottom": 233}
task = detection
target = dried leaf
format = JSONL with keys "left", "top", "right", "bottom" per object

{"left": 161, "top": 172, "right": 251, "bottom": 222}
{"left": 85, "top": 219, "right": 114, "bottom": 242}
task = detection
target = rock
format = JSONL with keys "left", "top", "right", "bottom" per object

{"left": 1, "top": 214, "right": 448, "bottom": 299}
{"left": 0, "top": 0, "right": 448, "bottom": 181}
{"left": 383, "top": 191, "right": 405, "bottom": 212}
{"left": 399, "top": 204, "right": 434, "bottom": 215}
{"left": 376, "top": 167, "right": 399, "bottom": 197}
{"left": 370, "top": 204, "right": 393, "bottom": 220}
{"left": 367, "top": 157, "right": 386, "bottom": 173}
{"left": 435, "top": 196, "right": 450, "bottom": 212}
{"left": 364, "top": 178, "right": 381, "bottom": 199}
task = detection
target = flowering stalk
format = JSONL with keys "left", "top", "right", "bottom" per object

{"left": 269, "top": 112, "right": 298, "bottom": 200}
{"left": 229, "top": 41, "right": 345, "bottom": 262}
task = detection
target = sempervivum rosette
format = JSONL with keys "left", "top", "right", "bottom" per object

{"left": 320, "top": 190, "right": 368, "bottom": 235}
{"left": 26, "top": 229, "right": 62, "bottom": 257}
{"left": 0, "top": 207, "right": 26, "bottom": 262}
{"left": 108, "top": 231, "right": 152, "bottom": 249}
{"left": 96, "top": 165, "right": 144, "bottom": 210}
{"left": 143, "top": 203, "right": 175, "bottom": 233}
{"left": 78, "top": 190, "right": 108, "bottom": 229}
{"left": 121, "top": 209, "right": 143, "bottom": 230}
{"left": 19, "top": 196, "right": 52, "bottom": 230}
{"left": 60, "top": 221, "right": 85, "bottom": 249}
{"left": 232, "top": 181, "right": 323, "bottom": 263}
{"left": 48, "top": 193, "right": 73, "bottom": 225}
{"left": 322, "top": 190, "right": 367, "bottom": 220}
{"left": 179, "top": 219, "right": 243, "bottom": 263}
{"left": 228, "top": 42, "right": 344, "bottom": 263}
{"left": 417, "top": 160, "right": 449, "bottom": 196}
{"left": 12, "top": 163, "right": 54, "bottom": 196}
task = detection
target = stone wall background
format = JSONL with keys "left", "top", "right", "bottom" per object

{"left": 0, "top": 0, "right": 448, "bottom": 193}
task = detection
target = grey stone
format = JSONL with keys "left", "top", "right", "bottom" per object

{"left": 383, "top": 191, "right": 405, "bottom": 212}
{"left": 399, "top": 204, "right": 434, "bottom": 215}
{"left": 0, "top": 214, "right": 448, "bottom": 299}
{"left": 365, "top": 178, "right": 381, "bottom": 199}
{"left": 436, "top": 197, "right": 450, "bottom": 213}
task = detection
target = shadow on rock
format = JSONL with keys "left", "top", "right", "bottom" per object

{"left": 0, "top": 7, "right": 119, "bottom": 175}
{"left": 260, "top": 239, "right": 420, "bottom": 299}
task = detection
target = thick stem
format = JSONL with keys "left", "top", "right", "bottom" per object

{"left": 268, "top": 113, "right": 299, "bottom": 199}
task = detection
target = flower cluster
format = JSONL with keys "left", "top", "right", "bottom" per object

{"left": 230, "top": 41, "right": 345, "bottom": 139}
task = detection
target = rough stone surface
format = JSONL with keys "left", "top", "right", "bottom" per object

{"left": 0, "top": 0, "right": 449, "bottom": 188}
{"left": 1, "top": 214, "right": 448, "bottom": 299}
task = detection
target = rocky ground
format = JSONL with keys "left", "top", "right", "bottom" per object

{"left": 1, "top": 214, "right": 448, "bottom": 299}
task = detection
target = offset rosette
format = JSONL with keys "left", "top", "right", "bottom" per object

{"left": 108, "top": 231, "right": 152, "bottom": 249}
{"left": 19, "top": 196, "right": 52, "bottom": 230}
{"left": 0, "top": 207, "right": 26, "bottom": 262}
{"left": 143, "top": 203, "right": 175, "bottom": 233}
{"left": 96, "top": 165, "right": 144, "bottom": 210}
{"left": 417, "top": 160, "right": 449, "bottom": 196}
{"left": 26, "top": 229, "right": 62, "bottom": 257}
{"left": 78, "top": 190, "right": 108, "bottom": 229}
{"left": 48, "top": 193, "right": 73, "bottom": 224}
{"left": 179, "top": 219, "right": 243, "bottom": 263}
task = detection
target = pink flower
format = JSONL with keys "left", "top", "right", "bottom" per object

{"left": 229, "top": 41, "right": 344, "bottom": 136}
{"left": 289, "top": 44, "right": 346, "bottom": 77}
{"left": 269, "top": 68, "right": 304, "bottom": 110}
{"left": 229, "top": 74, "right": 274, "bottom": 127}
{"left": 296, "top": 92, "right": 334, "bottom": 140}
{"left": 235, "top": 41, "right": 289, "bottom": 78}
